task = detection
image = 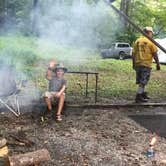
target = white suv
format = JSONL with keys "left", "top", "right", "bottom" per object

{"left": 101, "top": 42, "right": 132, "bottom": 60}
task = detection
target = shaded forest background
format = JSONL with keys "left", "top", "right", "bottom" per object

{"left": 0, "top": 0, "right": 166, "bottom": 47}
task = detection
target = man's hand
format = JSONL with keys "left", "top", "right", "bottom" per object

{"left": 132, "top": 64, "right": 135, "bottom": 70}
{"left": 156, "top": 64, "right": 160, "bottom": 70}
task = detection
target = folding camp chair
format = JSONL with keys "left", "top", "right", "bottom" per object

{"left": 0, "top": 64, "right": 23, "bottom": 117}
{"left": 0, "top": 90, "right": 20, "bottom": 117}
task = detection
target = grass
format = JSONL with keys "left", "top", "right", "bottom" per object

{"left": 0, "top": 35, "right": 166, "bottom": 103}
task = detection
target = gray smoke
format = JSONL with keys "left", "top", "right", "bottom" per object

{"left": 0, "top": 64, "right": 17, "bottom": 97}
{"left": 0, "top": 0, "right": 122, "bottom": 108}
{"left": 36, "top": 1, "right": 121, "bottom": 48}
{"left": 0, "top": 50, "right": 40, "bottom": 107}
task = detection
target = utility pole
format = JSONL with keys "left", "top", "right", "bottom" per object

{"left": 105, "top": 0, "right": 166, "bottom": 54}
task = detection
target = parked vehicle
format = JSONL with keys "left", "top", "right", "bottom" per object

{"left": 101, "top": 42, "right": 132, "bottom": 60}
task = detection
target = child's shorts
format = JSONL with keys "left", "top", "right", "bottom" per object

{"left": 44, "top": 91, "right": 65, "bottom": 99}
{"left": 44, "top": 91, "right": 57, "bottom": 99}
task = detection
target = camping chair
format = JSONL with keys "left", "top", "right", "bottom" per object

{"left": 0, "top": 65, "right": 26, "bottom": 117}
{"left": 0, "top": 89, "right": 20, "bottom": 117}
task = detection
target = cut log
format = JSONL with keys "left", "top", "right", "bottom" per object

{"left": 5, "top": 149, "right": 51, "bottom": 166}
{"left": 160, "top": 160, "right": 166, "bottom": 164}
{"left": 0, "top": 146, "right": 9, "bottom": 157}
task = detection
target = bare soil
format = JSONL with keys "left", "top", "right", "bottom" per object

{"left": 0, "top": 105, "right": 166, "bottom": 166}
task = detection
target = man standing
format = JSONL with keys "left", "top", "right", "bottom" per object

{"left": 132, "top": 26, "right": 160, "bottom": 103}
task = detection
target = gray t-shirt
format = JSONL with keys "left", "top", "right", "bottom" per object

{"left": 48, "top": 76, "right": 66, "bottom": 92}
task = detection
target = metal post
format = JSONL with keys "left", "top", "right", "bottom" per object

{"left": 95, "top": 73, "right": 99, "bottom": 103}
{"left": 85, "top": 73, "right": 89, "bottom": 97}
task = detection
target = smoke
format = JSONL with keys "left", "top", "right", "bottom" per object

{"left": 36, "top": 1, "right": 121, "bottom": 49}
{"left": 0, "top": 46, "right": 40, "bottom": 107}
{"left": 155, "top": 38, "right": 166, "bottom": 63}
{"left": 0, "top": 0, "right": 123, "bottom": 108}
{"left": 0, "top": 64, "right": 16, "bottom": 97}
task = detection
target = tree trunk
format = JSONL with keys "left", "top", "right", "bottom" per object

{"left": 32, "top": 0, "right": 38, "bottom": 35}
{"left": 0, "top": 0, "right": 7, "bottom": 25}
{"left": 120, "top": 0, "right": 131, "bottom": 27}
{"left": 5, "top": 149, "right": 51, "bottom": 166}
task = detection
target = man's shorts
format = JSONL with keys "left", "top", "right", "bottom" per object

{"left": 135, "top": 66, "right": 151, "bottom": 85}
{"left": 44, "top": 91, "right": 65, "bottom": 99}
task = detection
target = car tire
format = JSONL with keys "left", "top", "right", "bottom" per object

{"left": 119, "top": 52, "right": 125, "bottom": 60}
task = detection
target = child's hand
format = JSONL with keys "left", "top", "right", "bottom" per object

{"left": 49, "top": 60, "right": 57, "bottom": 68}
{"left": 55, "top": 92, "right": 61, "bottom": 98}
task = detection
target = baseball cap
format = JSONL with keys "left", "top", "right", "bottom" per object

{"left": 144, "top": 27, "right": 154, "bottom": 34}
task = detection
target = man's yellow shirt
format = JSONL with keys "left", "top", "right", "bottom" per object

{"left": 133, "top": 36, "right": 157, "bottom": 68}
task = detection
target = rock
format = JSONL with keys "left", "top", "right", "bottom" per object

{"left": 0, "top": 138, "right": 7, "bottom": 148}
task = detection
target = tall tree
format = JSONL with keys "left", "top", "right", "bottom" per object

{"left": 32, "top": 0, "right": 38, "bottom": 35}
{"left": 120, "top": 0, "right": 131, "bottom": 27}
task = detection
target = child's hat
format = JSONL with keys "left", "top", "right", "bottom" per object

{"left": 55, "top": 63, "right": 67, "bottom": 73}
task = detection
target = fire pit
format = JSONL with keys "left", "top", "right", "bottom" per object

{"left": 129, "top": 114, "right": 166, "bottom": 138}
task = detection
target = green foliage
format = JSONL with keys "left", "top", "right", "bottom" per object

{"left": 0, "top": 35, "right": 39, "bottom": 78}
{"left": 111, "top": 0, "right": 166, "bottom": 44}
{"left": 65, "top": 58, "right": 166, "bottom": 103}
{"left": 1, "top": 0, "right": 166, "bottom": 46}
{"left": 127, "top": 0, "right": 166, "bottom": 38}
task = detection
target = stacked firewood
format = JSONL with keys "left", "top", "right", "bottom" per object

{"left": 0, "top": 136, "right": 51, "bottom": 166}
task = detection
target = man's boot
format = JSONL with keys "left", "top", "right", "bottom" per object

{"left": 135, "top": 93, "right": 148, "bottom": 103}
{"left": 142, "top": 92, "right": 150, "bottom": 100}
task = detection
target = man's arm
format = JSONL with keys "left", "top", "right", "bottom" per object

{"left": 153, "top": 52, "right": 160, "bottom": 70}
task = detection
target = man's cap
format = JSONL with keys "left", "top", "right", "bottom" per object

{"left": 54, "top": 63, "right": 67, "bottom": 73}
{"left": 143, "top": 26, "right": 154, "bottom": 34}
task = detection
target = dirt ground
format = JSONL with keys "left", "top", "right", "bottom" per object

{"left": 0, "top": 105, "right": 166, "bottom": 166}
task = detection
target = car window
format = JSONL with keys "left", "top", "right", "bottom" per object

{"left": 117, "top": 44, "right": 123, "bottom": 47}
{"left": 124, "top": 44, "right": 129, "bottom": 47}
{"left": 117, "top": 44, "right": 129, "bottom": 47}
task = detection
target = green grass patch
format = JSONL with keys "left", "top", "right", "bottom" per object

{"left": 0, "top": 35, "right": 166, "bottom": 103}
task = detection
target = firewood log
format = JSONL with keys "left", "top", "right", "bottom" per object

{"left": 0, "top": 146, "right": 9, "bottom": 157}
{"left": 160, "top": 160, "right": 166, "bottom": 164}
{"left": 5, "top": 149, "right": 51, "bottom": 166}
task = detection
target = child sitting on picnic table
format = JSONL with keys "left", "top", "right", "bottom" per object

{"left": 44, "top": 61, "right": 67, "bottom": 122}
